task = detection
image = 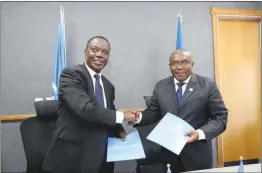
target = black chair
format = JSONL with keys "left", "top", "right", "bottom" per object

{"left": 20, "top": 100, "right": 59, "bottom": 173}
{"left": 135, "top": 96, "right": 165, "bottom": 173}
{"left": 143, "top": 96, "right": 153, "bottom": 108}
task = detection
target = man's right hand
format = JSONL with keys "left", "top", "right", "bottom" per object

{"left": 123, "top": 111, "right": 140, "bottom": 123}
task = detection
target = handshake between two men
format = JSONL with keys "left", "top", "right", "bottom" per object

{"left": 122, "top": 110, "right": 141, "bottom": 125}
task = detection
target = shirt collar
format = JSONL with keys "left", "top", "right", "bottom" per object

{"left": 85, "top": 62, "right": 102, "bottom": 78}
{"left": 174, "top": 75, "right": 191, "bottom": 85}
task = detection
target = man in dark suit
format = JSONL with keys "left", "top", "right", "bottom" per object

{"left": 134, "top": 49, "right": 228, "bottom": 173}
{"left": 42, "top": 36, "right": 138, "bottom": 173}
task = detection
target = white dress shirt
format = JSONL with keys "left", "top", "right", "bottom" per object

{"left": 85, "top": 63, "right": 124, "bottom": 123}
{"left": 137, "top": 75, "right": 206, "bottom": 140}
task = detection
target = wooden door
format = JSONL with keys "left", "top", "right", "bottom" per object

{"left": 211, "top": 8, "right": 261, "bottom": 167}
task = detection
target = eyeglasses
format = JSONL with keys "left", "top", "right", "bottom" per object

{"left": 169, "top": 60, "right": 192, "bottom": 67}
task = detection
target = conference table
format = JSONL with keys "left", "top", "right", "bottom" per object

{"left": 188, "top": 163, "right": 261, "bottom": 172}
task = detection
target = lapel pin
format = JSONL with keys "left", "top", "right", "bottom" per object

{"left": 189, "top": 88, "right": 193, "bottom": 92}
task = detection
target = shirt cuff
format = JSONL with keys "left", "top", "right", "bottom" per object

{"left": 197, "top": 129, "right": 206, "bottom": 140}
{"left": 136, "top": 112, "right": 143, "bottom": 124}
{"left": 116, "top": 111, "right": 124, "bottom": 123}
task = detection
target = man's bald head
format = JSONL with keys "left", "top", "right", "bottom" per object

{"left": 169, "top": 49, "right": 194, "bottom": 82}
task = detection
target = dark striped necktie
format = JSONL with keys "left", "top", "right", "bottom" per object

{"left": 176, "top": 82, "right": 185, "bottom": 104}
{"left": 94, "top": 74, "right": 105, "bottom": 108}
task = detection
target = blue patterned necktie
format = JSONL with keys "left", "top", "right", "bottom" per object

{"left": 176, "top": 82, "right": 185, "bottom": 104}
{"left": 94, "top": 74, "right": 105, "bottom": 108}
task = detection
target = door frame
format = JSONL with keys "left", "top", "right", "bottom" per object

{"left": 211, "top": 7, "right": 261, "bottom": 168}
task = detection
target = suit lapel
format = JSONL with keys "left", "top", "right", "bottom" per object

{"left": 167, "top": 77, "right": 179, "bottom": 109}
{"left": 179, "top": 74, "right": 198, "bottom": 107}
{"left": 80, "top": 63, "right": 96, "bottom": 100}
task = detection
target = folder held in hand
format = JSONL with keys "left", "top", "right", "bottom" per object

{"left": 107, "top": 130, "right": 146, "bottom": 162}
{"left": 147, "top": 112, "right": 194, "bottom": 155}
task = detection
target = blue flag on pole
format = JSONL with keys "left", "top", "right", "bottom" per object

{"left": 176, "top": 11, "right": 183, "bottom": 49}
{"left": 52, "top": 6, "right": 67, "bottom": 100}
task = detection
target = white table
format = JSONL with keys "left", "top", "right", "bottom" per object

{"left": 188, "top": 163, "right": 261, "bottom": 172}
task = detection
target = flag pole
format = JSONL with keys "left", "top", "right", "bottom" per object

{"left": 177, "top": 9, "right": 182, "bottom": 19}
{"left": 60, "top": 6, "right": 67, "bottom": 64}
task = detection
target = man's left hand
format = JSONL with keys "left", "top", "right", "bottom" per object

{"left": 185, "top": 130, "right": 199, "bottom": 143}
{"left": 119, "top": 130, "right": 127, "bottom": 141}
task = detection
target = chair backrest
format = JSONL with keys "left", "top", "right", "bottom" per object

{"left": 20, "top": 100, "right": 59, "bottom": 173}
{"left": 143, "top": 96, "right": 152, "bottom": 107}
